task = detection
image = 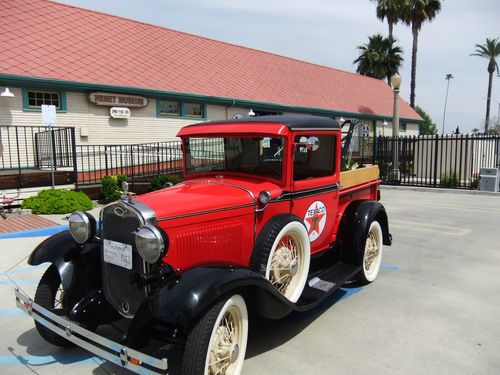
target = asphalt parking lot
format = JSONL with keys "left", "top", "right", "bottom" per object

{"left": 1, "top": 188, "right": 499, "bottom": 375}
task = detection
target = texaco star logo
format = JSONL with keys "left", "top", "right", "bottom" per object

{"left": 304, "top": 201, "right": 327, "bottom": 242}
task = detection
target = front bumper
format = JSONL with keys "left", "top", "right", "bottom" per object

{"left": 15, "top": 288, "right": 169, "bottom": 375}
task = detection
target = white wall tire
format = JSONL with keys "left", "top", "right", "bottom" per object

{"left": 359, "top": 220, "right": 383, "bottom": 284}
{"left": 183, "top": 294, "right": 248, "bottom": 375}
{"left": 251, "top": 215, "right": 311, "bottom": 304}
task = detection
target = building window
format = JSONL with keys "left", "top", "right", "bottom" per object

{"left": 253, "top": 110, "right": 282, "bottom": 116}
{"left": 23, "top": 89, "right": 66, "bottom": 111}
{"left": 183, "top": 103, "right": 203, "bottom": 117}
{"left": 399, "top": 122, "right": 407, "bottom": 132}
{"left": 28, "top": 91, "right": 60, "bottom": 109}
{"left": 157, "top": 99, "right": 205, "bottom": 118}
{"left": 158, "top": 100, "right": 180, "bottom": 116}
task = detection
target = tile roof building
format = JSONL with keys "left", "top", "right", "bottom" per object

{"left": 0, "top": 0, "right": 421, "bottom": 146}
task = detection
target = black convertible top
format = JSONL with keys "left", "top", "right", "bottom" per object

{"left": 188, "top": 115, "right": 341, "bottom": 130}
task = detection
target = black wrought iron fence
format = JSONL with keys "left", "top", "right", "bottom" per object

{"left": 374, "top": 134, "right": 500, "bottom": 189}
{"left": 35, "top": 127, "right": 75, "bottom": 168}
{"left": 0, "top": 125, "right": 77, "bottom": 188}
{"left": 77, "top": 140, "right": 183, "bottom": 185}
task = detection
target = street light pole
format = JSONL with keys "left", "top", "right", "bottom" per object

{"left": 442, "top": 74, "right": 454, "bottom": 134}
{"left": 390, "top": 73, "right": 402, "bottom": 183}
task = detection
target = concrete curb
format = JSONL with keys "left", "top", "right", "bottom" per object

{"left": 380, "top": 184, "right": 500, "bottom": 196}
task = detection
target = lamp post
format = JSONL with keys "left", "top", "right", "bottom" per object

{"left": 390, "top": 73, "right": 401, "bottom": 183}
{"left": 442, "top": 74, "right": 454, "bottom": 134}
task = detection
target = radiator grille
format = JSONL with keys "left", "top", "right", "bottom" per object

{"left": 101, "top": 203, "right": 147, "bottom": 318}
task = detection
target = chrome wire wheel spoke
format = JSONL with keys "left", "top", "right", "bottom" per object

{"left": 259, "top": 219, "right": 311, "bottom": 303}
{"left": 54, "top": 287, "right": 64, "bottom": 309}
{"left": 208, "top": 307, "right": 244, "bottom": 375}
{"left": 362, "top": 222, "right": 383, "bottom": 282}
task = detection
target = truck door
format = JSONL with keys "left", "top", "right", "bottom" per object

{"left": 291, "top": 133, "right": 340, "bottom": 255}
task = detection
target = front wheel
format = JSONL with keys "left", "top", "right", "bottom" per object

{"left": 357, "top": 220, "right": 383, "bottom": 284}
{"left": 34, "top": 265, "right": 74, "bottom": 347}
{"left": 250, "top": 215, "right": 311, "bottom": 303}
{"left": 183, "top": 294, "right": 248, "bottom": 375}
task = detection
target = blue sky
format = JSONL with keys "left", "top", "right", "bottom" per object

{"left": 55, "top": 0, "right": 500, "bottom": 133}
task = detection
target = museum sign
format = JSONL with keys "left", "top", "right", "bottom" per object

{"left": 88, "top": 92, "right": 148, "bottom": 107}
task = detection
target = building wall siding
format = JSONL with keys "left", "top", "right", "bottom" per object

{"left": 0, "top": 87, "right": 421, "bottom": 147}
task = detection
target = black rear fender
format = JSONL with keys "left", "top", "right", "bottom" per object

{"left": 338, "top": 200, "right": 391, "bottom": 263}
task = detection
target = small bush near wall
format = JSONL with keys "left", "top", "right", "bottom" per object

{"left": 102, "top": 174, "right": 127, "bottom": 202}
{"left": 150, "top": 174, "right": 182, "bottom": 191}
{"left": 22, "top": 189, "right": 93, "bottom": 214}
{"left": 440, "top": 170, "right": 459, "bottom": 187}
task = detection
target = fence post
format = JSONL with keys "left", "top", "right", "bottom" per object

{"left": 432, "top": 134, "right": 439, "bottom": 187}
{"left": 71, "top": 127, "right": 78, "bottom": 190}
{"left": 157, "top": 142, "right": 160, "bottom": 176}
{"left": 104, "top": 145, "right": 109, "bottom": 176}
{"left": 15, "top": 127, "right": 23, "bottom": 188}
{"left": 130, "top": 144, "right": 135, "bottom": 191}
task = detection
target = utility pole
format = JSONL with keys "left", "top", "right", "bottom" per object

{"left": 442, "top": 74, "right": 454, "bottom": 134}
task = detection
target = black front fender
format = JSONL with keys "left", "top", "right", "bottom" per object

{"left": 28, "top": 230, "right": 102, "bottom": 307}
{"left": 28, "top": 230, "right": 80, "bottom": 290}
{"left": 148, "top": 267, "right": 294, "bottom": 330}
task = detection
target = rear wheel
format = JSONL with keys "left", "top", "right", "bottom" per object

{"left": 357, "top": 220, "right": 383, "bottom": 284}
{"left": 183, "top": 294, "right": 248, "bottom": 375}
{"left": 34, "top": 265, "right": 74, "bottom": 347}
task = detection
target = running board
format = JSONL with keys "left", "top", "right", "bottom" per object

{"left": 295, "top": 262, "right": 361, "bottom": 311}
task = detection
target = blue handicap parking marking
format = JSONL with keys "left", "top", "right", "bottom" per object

{"left": 381, "top": 263, "right": 400, "bottom": 271}
{"left": 0, "top": 225, "right": 68, "bottom": 240}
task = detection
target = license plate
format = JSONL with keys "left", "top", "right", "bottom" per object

{"left": 103, "top": 239, "right": 133, "bottom": 270}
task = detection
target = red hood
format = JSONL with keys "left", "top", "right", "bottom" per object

{"left": 135, "top": 177, "right": 283, "bottom": 220}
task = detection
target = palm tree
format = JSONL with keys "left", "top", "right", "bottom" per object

{"left": 353, "top": 34, "right": 403, "bottom": 84}
{"left": 470, "top": 37, "right": 500, "bottom": 133}
{"left": 402, "top": 0, "right": 442, "bottom": 108}
{"left": 371, "top": 0, "right": 408, "bottom": 39}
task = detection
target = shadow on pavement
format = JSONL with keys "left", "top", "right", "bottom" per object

{"left": 12, "top": 284, "right": 362, "bottom": 374}
{"left": 246, "top": 284, "right": 361, "bottom": 359}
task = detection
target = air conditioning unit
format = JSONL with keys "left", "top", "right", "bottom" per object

{"left": 479, "top": 168, "right": 499, "bottom": 192}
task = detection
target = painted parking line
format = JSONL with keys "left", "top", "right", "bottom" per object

{"left": 0, "top": 309, "right": 24, "bottom": 315}
{"left": 381, "top": 264, "right": 400, "bottom": 271}
{"left": 390, "top": 219, "right": 472, "bottom": 236}
{"left": 0, "top": 279, "right": 38, "bottom": 286}
{"left": 1, "top": 350, "right": 105, "bottom": 366}
{"left": 0, "top": 225, "right": 68, "bottom": 239}
{"left": 2, "top": 264, "right": 47, "bottom": 275}
{"left": 412, "top": 202, "right": 500, "bottom": 215}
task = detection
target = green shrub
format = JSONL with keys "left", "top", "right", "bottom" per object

{"left": 22, "top": 189, "right": 93, "bottom": 214}
{"left": 440, "top": 170, "right": 459, "bottom": 187}
{"left": 150, "top": 174, "right": 182, "bottom": 191}
{"left": 470, "top": 174, "right": 480, "bottom": 189}
{"left": 101, "top": 174, "right": 127, "bottom": 202}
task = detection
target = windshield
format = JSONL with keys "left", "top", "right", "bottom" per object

{"left": 184, "top": 136, "right": 285, "bottom": 180}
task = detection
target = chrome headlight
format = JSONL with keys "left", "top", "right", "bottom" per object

{"left": 68, "top": 211, "right": 96, "bottom": 244}
{"left": 135, "top": 224, "right": 166, "bottom": 263}
{"left": 258, "top": 190, "right": 271, "bottom": 205}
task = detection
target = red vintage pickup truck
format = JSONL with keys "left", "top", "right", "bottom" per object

{"left": 15, "top": 115, "right": 391, "bottom": 375}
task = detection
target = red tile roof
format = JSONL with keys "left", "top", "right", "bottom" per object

{"left": 0, "top": 0, "right": 421, "bottom": 121}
